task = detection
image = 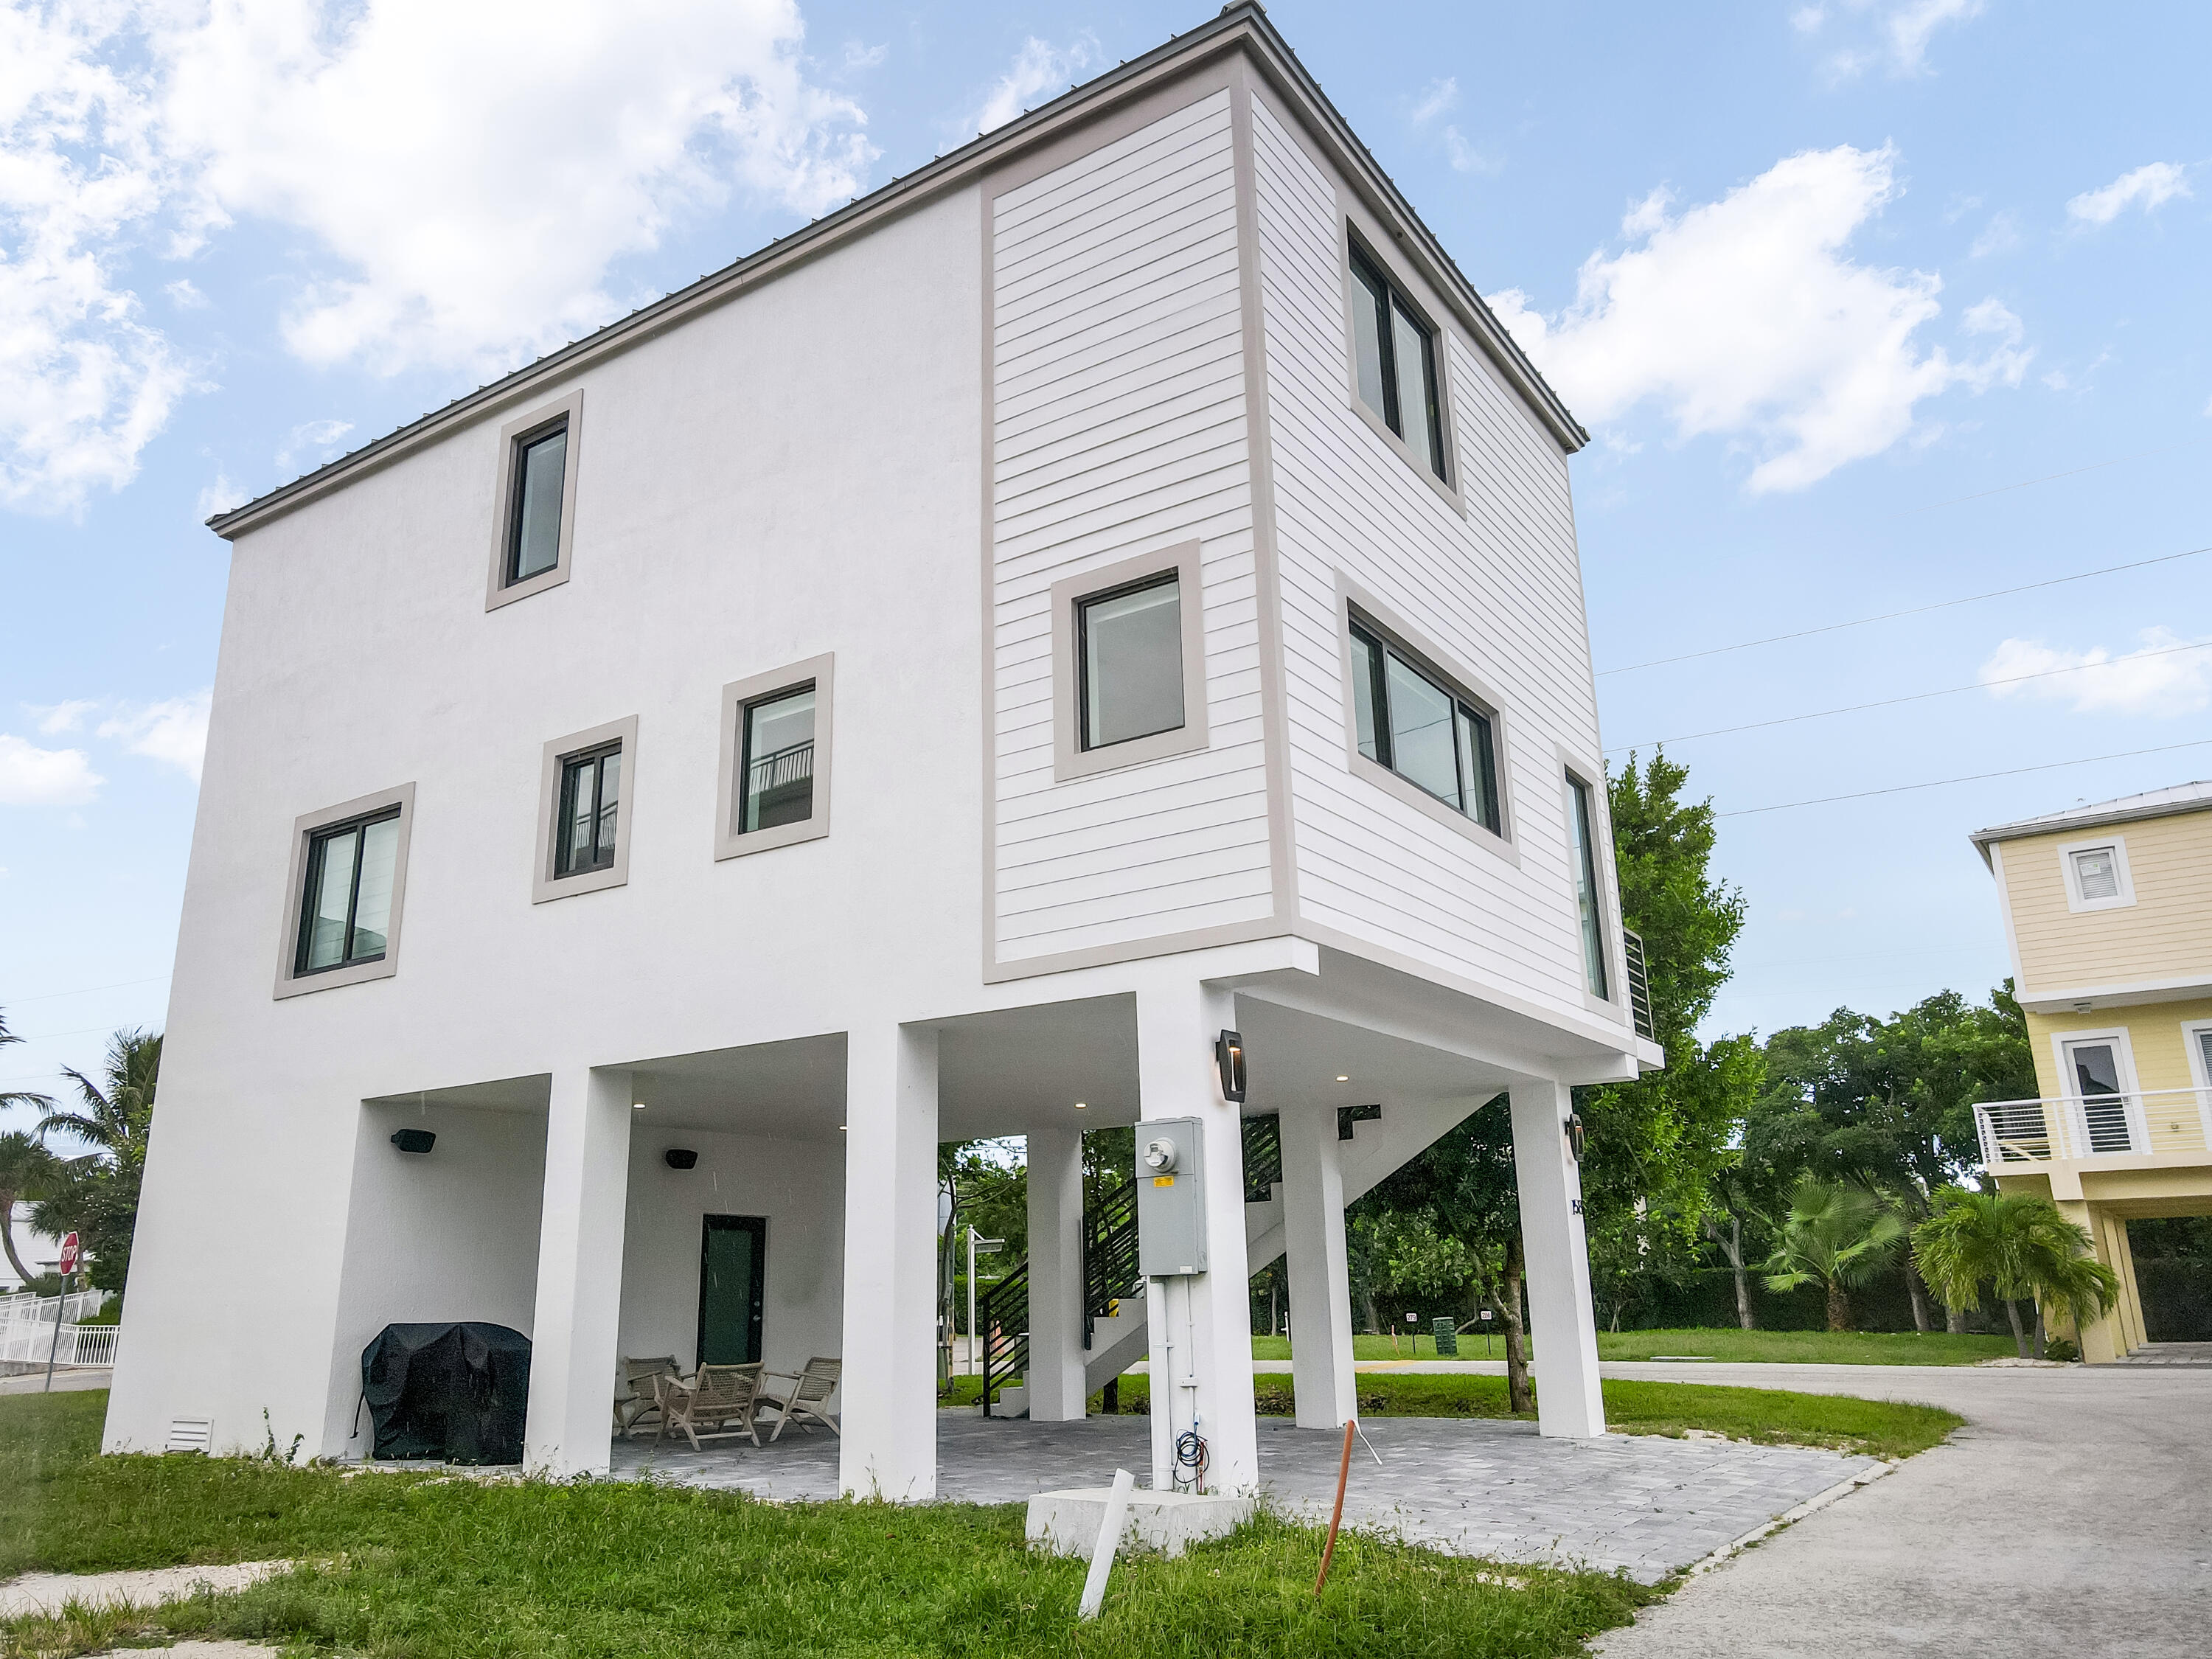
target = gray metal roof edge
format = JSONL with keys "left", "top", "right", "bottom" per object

{"left": 1968, "top": 782, "right": 2212, "bottom": 859}
{"left": 208, "top": 1, "right": 1584, "bottom": 542}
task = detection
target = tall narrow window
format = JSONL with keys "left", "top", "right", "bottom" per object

{"left": 741, "top": 684, "right": 816, "bottom": 832}
{"left": 296, "top": 810, "right": 401, "bottom": 974}
{"left": 1079, "top": 574, "right": 1185, "bottom": 750}
{"left": 1569, "top": 774, "right": 1609, "bottom": 1000}
{"left": 506, "top": 423, "right": 568, "bottom": 585}
{"left": 1349, "top": 246, "right": 1447, "bottom": 481}
{"left": 1349, "top": 619, "right": 1501, "bottom": 833}
{"left": 555, "top": 743, "right": 622, "bottom": 877}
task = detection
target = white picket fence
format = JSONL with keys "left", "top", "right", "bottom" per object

{"left": 0, "top": 1287, "right": 115, "bottom": 1368}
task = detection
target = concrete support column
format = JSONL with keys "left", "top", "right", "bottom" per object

{"left": 1135, "top": 980, "right": 1259, "bottom": 1494}
{"left": 1508, "top": 1079, "right": 1605, "bottom": 1438}
{"left": 838, "top": 1022, "right": 940, "bottom": 1499}
{"left": 1024, "top": 1121, "right": 1088, "bottom": 1422}
{"left": 524, "top": 1065, "right": 634, "bottom": 1476}
{"left": 1279, "top": 1101, "right": 1354, "bottom": 1429}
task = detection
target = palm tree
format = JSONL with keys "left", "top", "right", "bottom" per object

{"left": 0, "top": 1133, "right": 63, "bottom": 1287}
{"left": 1762, "top": 1176, "right": 1906, "bottom": 1332}
{"left": 35, "top": 1028, "right": 161, "bottom": 1296}
{"left": 0, "top": 1008, "right": 55, "bottom": 1118}
{"left": 1913, "top": 1186, "right": 2119, "bottom": 1358}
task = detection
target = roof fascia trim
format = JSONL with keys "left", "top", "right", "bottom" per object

{"left": 1970, "top": 793, "right": 2212, "bottom": 854}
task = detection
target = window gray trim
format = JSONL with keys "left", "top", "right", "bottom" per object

{"left": 273, "top": 782, "right": 416, "bottom": 1000}
{"left": 1334, "top": 577, "right": 1516, "bottom": 866}
{"left": 1338, "top": 223, "right": 1464, "bottom": 515}
{"left": 1051, "top": 541, "right": 1210, "bottom": 783}
{"left": 532, "top": 714, "right": 637, "bottom": 902}
{"left": 1558, "top": 748, "right": 1627, "bottom": 1020}
{"left": 484, "top": 389, "right": 583, "bottom": 612}
{"left": 715, "top": 653, "right": 835, "bottom": 860}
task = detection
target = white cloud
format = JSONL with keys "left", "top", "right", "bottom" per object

{"left": 97, "top": 689, "right": 212, "bottom": 781}
{"left": 843, "top": 41, "right": 888, "bottom": 71}
{"left": 1443, "top": 128, "right": 1502, "bottom": 176}
{"left": 1488, "top": 145, "right": 2028, "bottom": 493}
{"left": 3, "top": 2, "right": 877, "bottom": 508}
{"left": 1408, "top": 77, "right": 1458, "bottom": 125}
{"left": 2066, "top": 162, "right": 2192, "bottom": 227}
{"left": 1969, "top": 211, "right": 2019, "bottom": 259}
{"left": 163, "top": 276, "right": 207, "bottom": 309}
{"left": 195, "top": 472, "right": 247, "bottom": 519}
{"left": 1810, "top": 0, "right": 1983, "bottom": 77}
{"left": 0, "top": 734, "right": 102, "bottom": 805}
{"left": 274, "top": 417, "right": 352, "bottom": 476}
{"left": 26, "top": 699, "right": 97, "bottom": 736}
{"left": 1980, "top": 629, "right": 2212, "bottom": 717}
{"left": 973, "top": 34, "right": 1099, "bottom": 136}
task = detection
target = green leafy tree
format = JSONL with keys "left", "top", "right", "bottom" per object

{"left": 0, "top": 1132, "right": 63, "bottom": 1288}
{"left": 32, "top": 1029, "right": 160, "bottom": 1297}
{"left": 1913, "top": 1186, "right": 2120, "bottom": 1358}
{"left": 1762, "top": 1176, "right": 1907, "bottom": 1332}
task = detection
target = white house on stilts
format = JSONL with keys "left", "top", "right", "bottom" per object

{"left": 104, "top": 4, "right": 1659, "bottom": 1499}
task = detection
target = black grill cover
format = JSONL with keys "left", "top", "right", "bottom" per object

{"left": 361, "top": 1322, "right": 532, "bottom": 1464}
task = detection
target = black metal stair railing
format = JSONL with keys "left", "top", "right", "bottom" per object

{"left": 977, "top": 1259, "right": 1029, "bottom": 1417}
{"left": 1241, "top": 1112, "right": 1281, "bottom": 1200}
{"left": 1081, "top": 1178, "right": 1141, "bottom": 1348}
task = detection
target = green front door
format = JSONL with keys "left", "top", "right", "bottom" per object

{"left": 697, "top": 1214, "right": 767, "bottom": 1366}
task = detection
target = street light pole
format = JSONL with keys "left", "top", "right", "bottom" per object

{"left": 965, "top": 1226, "right": 1004, "bottom": 1377}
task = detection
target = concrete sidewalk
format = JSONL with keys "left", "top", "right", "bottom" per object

{"left": 1592, "top": 1363, "right": 2212, "bottom": 1656}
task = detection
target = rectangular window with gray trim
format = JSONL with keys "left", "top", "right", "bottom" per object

{"left": 486, "top": 389, "right": 582, "bottom": 611}
{"left": 554, "top": 742, "right": 622, "bottom": 877}
{"left": 716, "top": 655, "right": 832, "bottom": 860}
{"left": 740, "top": 683, "right": 815, "bottom": 832}
{"left": 1079, "top": 572, "right": 1185, "bottom": 751}
{"left": 1568, "top": 772, "right": 1610, "bottom": 1000}
{"left": 296, "top": 809, "right": 401, "bottom": 975}
{"left": 1349, "top": 618, "right": 1500, "bottom": 832}
{"left": 533, "top": 714, "right": 636, "bottom": 901}
{"left": 1349, "top": 244, "right": 1447, "bottom": 481}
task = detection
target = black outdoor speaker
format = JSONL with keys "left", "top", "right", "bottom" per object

{"left": 664, "top": 1148, "right": 699, "bottom": 1170}
{"left": 391, "top": 1129, "right": 437, "bottom": 1155}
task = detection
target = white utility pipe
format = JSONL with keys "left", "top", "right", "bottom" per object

{"left": 1079, "top": 1467, "right": 1136, "bottom": 1620}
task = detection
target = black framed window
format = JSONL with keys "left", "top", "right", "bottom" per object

{"left": 555, "top": 743, "right": 622, "bottom": 877}
{"left": 1350, "top": 620, "right": 1500, "bottom": 832}
{"left": 740, "top": 684, "right": 816, "bottom": 832}
{"left": 505, "top": 421, "right": 569, "bottom": 586}
{"left": 296, "top": 810, "right": 402, "bottom": 974}
{"left": 1079, "top": 572, "right": 1185, "bottom": 750}
{"left": 1350, "top": 246, "right": 1447, "bottom": 481}
{"left": 1568, "top": 773, "right": 1610, "bottom": 999}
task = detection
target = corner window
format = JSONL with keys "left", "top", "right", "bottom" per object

{"left": 1349, "top": 619, "right": 1500, "bottom": 833}
{"left": 1350, "top": 245, "right": 1447, "bottom": 481}
{"left": 717, "top": 655, "right": 833, "bottom": 859}
{"left": 1050, "top": 543, "right": 1209, "bottom": 783}
{"left": 1568, "top": 773, "right": 1610, "bottom": 1001}
{"left": 1080, "top": 574, "right": 1184, "bottom": 750}
{"left": 2060, "top": 837, "right": 2135, "bottom": 912}
{"left": 554, "top": 744, "right": 621, "bottom": 877}
{"left": 486, "top": 390, "right": 583, "bottom": 611}
{"left": 276, "top": 784, "right": 416, "bottom": 999}
{"left": 534, "top": 716, "right": 636, "bottom": 902}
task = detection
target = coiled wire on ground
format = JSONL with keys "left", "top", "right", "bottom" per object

{"left": 1172, "top": 1427, "right": 1208, "bottom": 1492}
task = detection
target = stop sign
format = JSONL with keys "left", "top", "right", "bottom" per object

{"left": 56, "top": 1234, "right": 79, "bottom": 1276}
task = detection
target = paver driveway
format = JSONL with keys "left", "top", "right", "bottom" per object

{"left": 1591, "top": 1360, "right": 2212, "bottom": 1657}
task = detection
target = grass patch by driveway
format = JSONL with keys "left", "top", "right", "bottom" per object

{"left": 0, "top": 1392, "right": 1655, "bottom": 1659}
{"left": 1006, "top": 1374, "right": 1957, "bottom": 1461}
{"left": 1247, "top": 1329, "right": 2013, "bottom": 1366}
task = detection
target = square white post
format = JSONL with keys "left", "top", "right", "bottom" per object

{"left": 524, "top": 1065, "right": 634, "bottom": 1476}
{"left": 1025, "top": 1121, "right": 1088, "bottom": 1422}
{"left": 1508, "top": 1078, "right": 1605, "bottom": 1437}
{"left": 838, "top": 1021, "right": 940, "bottom": 1500}
{"left": 1135, "top": 981, "right": 1259, "bottom": 1494}
{"left": 1279, "top": 1100, "right": 1355, "bottom": 1429}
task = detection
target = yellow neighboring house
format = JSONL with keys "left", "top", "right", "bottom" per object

{"left": 1969, "top": 781, "right": 2212, "bottom": 1362}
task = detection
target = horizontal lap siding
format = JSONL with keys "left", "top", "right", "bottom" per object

{"left": 2003, "top": 813, "right": 2212, "bottom": 992}
{"left": 990, "top": 91, "right": 1273, "bottom": 964}
{"left": 1251, "top": 97, "right": 1601, "bottom": 1017}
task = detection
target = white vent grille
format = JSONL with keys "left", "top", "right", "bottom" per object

{"left": 166, "top": 1417, "right": 212, "bottom": 1454}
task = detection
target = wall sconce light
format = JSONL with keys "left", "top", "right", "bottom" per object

{"left": 391, "top": 1129, "right": 437, "bottom": 1155}
{"left": 1563, "top": 1113, "right": 1587, "bottom": 1162}
{"left": 664, "top": 1148, "right": 699, "bottom": 1170}
{"left": 1215, "top": 1029, "right": 1247, "bottom": 1104}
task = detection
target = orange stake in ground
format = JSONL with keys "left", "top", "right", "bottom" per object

{"left": 1315, "top": 1418, "right": 1357, "bottom": 1594}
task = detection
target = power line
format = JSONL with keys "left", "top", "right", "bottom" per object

{"left": 1599, "top": 542, "right": 2212, "bottom": 677}
{"left": 1895, "top": 437, "right": 2208, "bottom": 517}
{"left": 1717, "top": 738, "right": 2212, "bottom": 818}
{"left": 0, "top": 973, "right": 170, "bottom": 1006}
{"left": 1607, "top": 638, "right": 2212, "bottom": 753}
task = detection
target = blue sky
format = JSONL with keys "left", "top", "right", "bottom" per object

{"left": 3, "top": 0, "right": 2208, "bottom": 1117}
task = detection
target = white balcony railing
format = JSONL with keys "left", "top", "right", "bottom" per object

{"left": 1974, "top": 1087, "right": 2212, "bottom": 1166}
{"left": 0, "top": 1288, "right": 115, "bottom": 1368}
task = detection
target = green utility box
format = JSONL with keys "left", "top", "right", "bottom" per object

{"left": 1432, "top": 1317, "right": 1458, "bottom": 1356}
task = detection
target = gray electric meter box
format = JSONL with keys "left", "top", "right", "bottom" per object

{"left": 1135, "top": 1117, "right": 1208, "bottom": 1276}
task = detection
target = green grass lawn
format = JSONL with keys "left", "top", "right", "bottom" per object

{"left": 972, "top": 1374, "right": 1955, "bottom": 1461}
{"left": 1247, "top": 1329, "right": 2013, "bottom": 1366}
{"left": 0, "top": 1393, "right": 1656, "bottom": 1659}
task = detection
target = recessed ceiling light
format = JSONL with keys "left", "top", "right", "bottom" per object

{"left": 1335, "top": 1076, "right": 1349, "bottom": 1082}
{"left": 1074, "top": 1101, "right": 1088, "bottom": 1110}
{"left": 632, "top": 1101, "right": 646, "bottom": 1110}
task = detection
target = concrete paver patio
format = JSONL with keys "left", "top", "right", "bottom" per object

{"left": 612, "top": 1410, "right": 1879, "bottom": 1582}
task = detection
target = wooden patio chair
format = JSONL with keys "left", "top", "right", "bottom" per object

{"left": 653, "top": 1361, "right": 769, "bottom": 1450}
{"left": 760, "top": 1357, "right": 841, "bottom": 1441}
{"left": 614, "top": 1355, "right": 682, "bottom": 1439}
